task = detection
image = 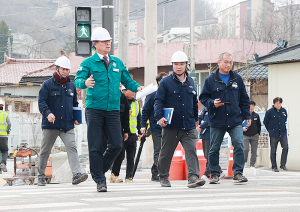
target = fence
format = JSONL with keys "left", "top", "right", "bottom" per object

{"left": 6, "top": 105, "right": 87, "bottom": 155}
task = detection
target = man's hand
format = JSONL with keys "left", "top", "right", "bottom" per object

{"left": 195, "top": 121, "right": 199, "bottom": 127}
{"left": 74, "top": 120, "right": 80, "bottom": 125}
{"left": 124, "top": 133, "right": 128, "bottom": 141}
{"left": 129, "top": 110, "right": 132, "bottom": 116}
{"left": 137, "top": 86, "right": 144, "bottom": 92}
{"left": 243, "top": 127, "right": 248, "bottom": 132}
{"left": 158, "top": 117, "right": 167, "bottom": 127}
{"left": 214, "top": 98, "right": 224, "bottom": 108}
{"left": 47, "top": 113, "right": 56, "bottom": 123}
{"left": 85, "top": 74, "right": 95, "bottom": 88}
{"left": 196, "top": 125, "right": 202, "bottom": 134}
{"left": 138, "top": 134, "right": 143, "bottom": 139}
{"left": 246, "top": 119, "right": 252, "bottom": 127}
{"left": 140, "top": 127, "right": 147, "bottom": 136}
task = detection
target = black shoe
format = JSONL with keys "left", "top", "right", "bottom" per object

{"left": 37, "top": 178, "right": 46, "bottom": 186}
{"left": 280, "top": 166, "right": 288, "bottom": 171}
{"left": 209, "top": 175, "right": 220, "bottom": 184}
{"left": 233, "top": 173, "right": 248, "bottom": 183}
{"left": 97, "top": 180, "right": 107, "bottom": 192}
{"left": 72, "top": 173, "right": 88, "bottom": 185}
{"left": 151, "top": 176, "right": 160, "bottom": 182}
{"left": 272, "top": 167, "right": 279, "bottom": 172}
{"left": 187, "top": 175, "right": 206, "bottom": 188}
{"left": 160, "top": 178, "right": 171, "bottom": 187}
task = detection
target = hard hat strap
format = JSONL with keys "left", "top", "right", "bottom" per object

{"left": 56, "top": 67, "right": 69, "bottom": 79}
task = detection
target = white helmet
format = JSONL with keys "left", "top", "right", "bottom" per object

{"left": 171, "top": 51, "right": 188, "bottom": 63}
{"left": 55, "top": 56, "right": 71, "bottom": 70}
{"left": 91, "top": 27, "right": 112, "bottom": 41}
{"left": 0, "top": 100, "right": 4, "bottom": 106}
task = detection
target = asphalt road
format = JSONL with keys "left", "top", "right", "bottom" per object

{"left": 1, "top": 167, "right": 300, "bottom": 212}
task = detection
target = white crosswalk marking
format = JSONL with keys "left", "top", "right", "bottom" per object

{"left": 1, "top": 175, "right": 300, "bottom": 212}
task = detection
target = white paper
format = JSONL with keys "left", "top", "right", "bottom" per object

{"left": 135, "top": 83, "right": 158, "bottom": 100}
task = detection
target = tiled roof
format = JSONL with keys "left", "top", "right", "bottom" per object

{"left": 236, "top": 65, "right": 268, "bottom": 79}
{"left": 251, "top": 43, "right": 300, "bottom": 65}
{"left": 0, "top": 56, "right": 55, "bottom": 83}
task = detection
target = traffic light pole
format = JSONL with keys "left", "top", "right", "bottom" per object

{"left": 102, "top": 0, "right": 114, "bottom": 55}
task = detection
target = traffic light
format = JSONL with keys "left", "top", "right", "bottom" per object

{"left": 75, "top": 7, "right": 92, "bottom": 57}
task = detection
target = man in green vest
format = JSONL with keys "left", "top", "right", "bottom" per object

{"left": 0, "top": 100, "right": 11, "bottom": 174}
{"left": 121, "top": 88, "right": 142, "bottom": 182}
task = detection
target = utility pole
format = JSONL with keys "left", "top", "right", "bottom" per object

{"left": 102, "top": 0, "right": 114, "bottom": 55}
{"left": 118, "top": 0, "right": 129, "bottom": 68}
{"left": 144, "top": 0, "right": 157, "bottom": 86}
{"left": 8, "top": 37, "right": 11, "bottom": 58}
{"left": 190, "top": 0, "right": 195, "bottom": 72}
{"left": 143, "top": 0, "right": 158, "bottom": 169}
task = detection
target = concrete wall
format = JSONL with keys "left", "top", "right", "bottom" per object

{"left": 268, "top": 62, "right": 300, "bottom": 170}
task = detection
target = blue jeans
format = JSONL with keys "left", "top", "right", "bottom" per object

{"left": 209, "top": 125, "right": 245, "bottom": 176}
{"left": 86, "top": 109, "right": 122, "bottom": 183}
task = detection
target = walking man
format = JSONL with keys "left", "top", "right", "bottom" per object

{"left": 243, "top": 101, "right": 261, "bottom": 167}
{"left": 74, "top": 27, "right": 143, "bottom": 192}
{"left": 199, "top": 52, "right": 251, "bottom": 184}
{"left": 140, "top": 72, "right": 168, "bottom": 182}
{"left": 154, "top": 51, "right": 205, "bottom": 188}
{"left": 263, "top": 97, "right": 288, "bottom": 172}
{"left": 0, "top": 100, "right": 11, "bottom": 174}
{"left": 38, "top": 56, "right": 88, "bottom": 186}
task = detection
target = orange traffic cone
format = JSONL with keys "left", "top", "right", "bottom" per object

{"left": 225, "top": 145, "right": 234, "bottom": 179}
{"left": 169, "top": 143, "right": 184, "bottom": 181}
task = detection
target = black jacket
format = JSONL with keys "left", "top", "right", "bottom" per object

{"left": 244, "top": 111, "right": 261, "bottom": 136}
{"left": 120, "top": 92, "right": 130, "bottom": 134}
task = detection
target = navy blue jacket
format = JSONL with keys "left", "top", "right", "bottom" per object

{"left": 199, "top": 69, "right": 250, "bottom": 128}
{"left": 154, "top": 72, "right": 198, "bottom": 130}
{"left": 141, "top": 91, "right": 162, "bottom": 133}
{"left": 198, "top": 107, "right": 210, "bottom": 140}
{"left": 263, "top": 106, "right": 287, "bottom": 137}
{"left": 38, "top": 75, "right": 78, "bottom": 131}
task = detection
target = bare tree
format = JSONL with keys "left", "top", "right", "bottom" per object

{"left": 244, "top": 6, "right": 275, "bottom": 43}
{"left": 274, "top": 0, "right": 300, "bottom": 46}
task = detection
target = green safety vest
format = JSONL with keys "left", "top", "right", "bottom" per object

{"left": 0, "top": 111, "right": 8, "bottom": 136}
{"left": 130, "top": 101, "right": 140, "bottom": 134}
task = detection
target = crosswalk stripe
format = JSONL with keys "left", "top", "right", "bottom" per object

{"left": 81, "top": 191, "right": 298, "bottom": 202}
{"left": 0, "top": 203, "right": 88, "bottom": 211}
{"left": 118, "top": 196, "right": 300, "bottom": 207}
{"left": 159, "top": 203, "right": 300, "bottom": 211}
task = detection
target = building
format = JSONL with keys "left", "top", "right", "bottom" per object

{"left": 218, "top": 0, "right": 274, "bottom": 40}
{"left": 239, "top": 42, "right": 300, "bottom": 170}
{"left": 114, "top": 16, "right": 144, "bottom": 44}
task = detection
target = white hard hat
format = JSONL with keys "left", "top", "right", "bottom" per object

{"left": 0, "top": 100, "right": 4, "bottom": 106}
{"left": 91, "top": 27, "right": 112, "bottom": 41}
{"left": 55, "top": 56, "right": 71, "bottom": 70}
{"left": 171, "top": 51, "right": 188, "bottom": 63}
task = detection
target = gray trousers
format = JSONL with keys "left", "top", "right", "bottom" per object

{"left": 243, "top": 134, "right": 259, "bottom": 167}
{"left": 158, "top": 128, "right": 199, "bottom": 180}
{"left": 38, "top": 129, "right": 81, "bottom": 178}
{"left": 0, "top": 137, "right": 8, "bottom": 165}
{"left": 151, "top": 132, "right": 162, "bottom": 177}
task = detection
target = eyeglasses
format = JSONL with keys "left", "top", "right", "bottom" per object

{"left": 222, "top": 60, "right": 233, "bottom": 65}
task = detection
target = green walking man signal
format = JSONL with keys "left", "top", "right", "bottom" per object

{"left": 79, "top": 25, "right": 89, "bottom": 38}
{"left": 75, "top": 7, "right": 92, "bottom": 57}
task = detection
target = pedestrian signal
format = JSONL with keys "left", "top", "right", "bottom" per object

{"left": 75, "top": 7, "right": 92, "bottom": 57}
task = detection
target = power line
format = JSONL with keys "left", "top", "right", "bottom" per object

{"left": 0, "top": 0, "right": 99, "bottom": 17}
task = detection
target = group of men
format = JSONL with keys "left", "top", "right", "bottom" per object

{"left": 0, "top": 27, "right": 289, "bottom": 192}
